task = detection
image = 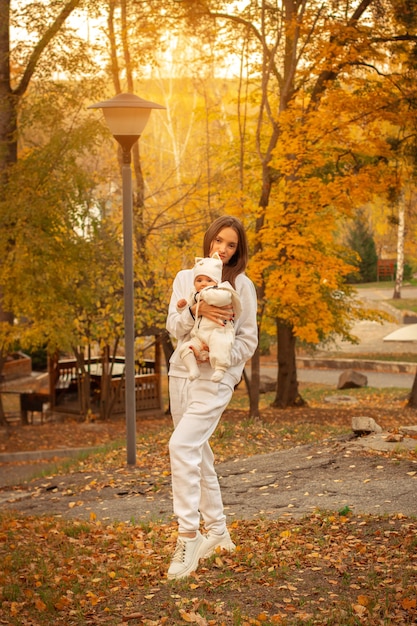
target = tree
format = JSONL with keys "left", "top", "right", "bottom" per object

{"left": 346, "top": 209, "right": 378, "bottom": 283}
{"left": 0, "top": 0, "right": 92, "bottom": 402}
{"left": 385, "top": 130, "right": 417, "bottom": 300}
{"left": 171, "top": 0, "right": 417, "bottom": 411}
{"left": 0, "top": 80, "right": 124, "bottom": 419}
{"left": 0, "top": 0, "right": 99, "bottom": 189}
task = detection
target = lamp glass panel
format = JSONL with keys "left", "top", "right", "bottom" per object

{"left": 102, "top": 107, "right": 151, "bottom": 135}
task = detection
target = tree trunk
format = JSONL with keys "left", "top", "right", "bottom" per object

{"left": 393, "top": 191, "right": 405, "bottom": 299}
{"left": 248, "top": 343, "right": 260, "bottom": 418}
{"left": 72, "top": 347, "right": 91, "bottom": 419}
{"left": 0, "top": 351, "right": 6, "bottom": 426}
{"left": 272, "top": 318, "right": 305, "bottom": 408}
{"left": 0, "top": 286, "right": 13, "bottom": 332}
{"left": 99, "top": 341, "right": 121, "bottom": 421}
{"left": 159, "top": 329, "right": 174, "bottom": 415}
{"left": 0, "top": 398, "right": 6, "bottom": 426}
{"left": 407, "top": 367, "right": 417, "bottom": 408}
{"left": 0, "top": 0, "right": 17, "bottom": 181}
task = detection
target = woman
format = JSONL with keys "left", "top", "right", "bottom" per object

{"left": 166, "top": 216, "right": 258, "bottom": 579}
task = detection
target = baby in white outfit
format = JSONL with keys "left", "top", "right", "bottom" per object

{"left": 176, "top": 253, "right": 242, "bottom": 382}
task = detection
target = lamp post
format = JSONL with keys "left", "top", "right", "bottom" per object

{"left": 88, "top": 93, "right": 165, "bottom": 466}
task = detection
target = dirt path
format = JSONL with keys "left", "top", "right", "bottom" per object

{"left": 1, "top": 434, "right": 416, "bottom": 524}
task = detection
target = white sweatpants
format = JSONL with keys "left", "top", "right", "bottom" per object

{"left": 168, "top": 376, "right": 233, "bottom": 534}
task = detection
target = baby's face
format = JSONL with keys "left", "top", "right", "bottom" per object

{"left": 194, "top": 275, "right": 217, "bottom": 291}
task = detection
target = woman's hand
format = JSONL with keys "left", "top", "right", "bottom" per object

{"left": 190, "top": 300, "right": 234, "bottom": 326}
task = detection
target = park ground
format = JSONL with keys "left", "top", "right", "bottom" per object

{"left": 1, "top": 380, "right": 417, "bottom": 625}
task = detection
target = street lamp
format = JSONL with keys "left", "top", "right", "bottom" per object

{"left": 88, "top": 93, "right": 165, "bottom": 465}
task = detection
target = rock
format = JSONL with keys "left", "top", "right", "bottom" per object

{"left": 385, "top": 433, "right": 404, "bottom": 442}
{"left": 403, "top": 313, "right": 417, "bottom": 324}
{"left": 337, "top": 369, "right": 368, "bottom": 390}
{"left": 324, "top": 395, "right": 358, "bottom": 404}
{"left": 352, "top": 416, "right": 383, "bottom": 436}
{"left": 399, "top": 425, "right": 417, "bottom": 439}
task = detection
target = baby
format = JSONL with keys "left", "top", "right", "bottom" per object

{"left": 176, "top": 253, "right": 242, "bottom": 382}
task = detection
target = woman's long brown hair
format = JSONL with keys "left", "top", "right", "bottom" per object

{"left": 203, "top": 216, "right": 249, "bottom": 288}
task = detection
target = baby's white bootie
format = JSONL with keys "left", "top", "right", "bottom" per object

{"left": 211, "top": 369, "right": 224, "bottom": 382}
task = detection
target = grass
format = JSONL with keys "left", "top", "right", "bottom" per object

{"left": 28, "top": 438, "right": 126, "bottom": 479}
{"left": 387, "top": 298, "right": 417, "bottom": 313}
{"left": 354, "top": 280, "right": 417, "bottom": 312}
{"left": 229, "top": 384, "right": 410, "bottom": 411}
{"left": 355, "top": 280, "right": 417, "bottom": 290}
{"left": 310, "top": 352, "right": 417, "bottom": 363}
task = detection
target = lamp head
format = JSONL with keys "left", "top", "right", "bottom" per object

{"left": 88, "top": 92, "right": 165, "bottom": 137}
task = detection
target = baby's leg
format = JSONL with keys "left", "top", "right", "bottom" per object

{"left": 179, "top": 340, "right": 202, "bottom": 380}
{"left": 208, "top": 327, "right": 234, "bottom": 382}
{"left": 182, "top": 349, "right": 201, "bottom": 381}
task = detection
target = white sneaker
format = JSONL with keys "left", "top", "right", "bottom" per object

{"left": 167, "top": 531, "right": 207, "bottom": 579}
{"left": 201, "top": 529, "right": 236, "bottom": 558}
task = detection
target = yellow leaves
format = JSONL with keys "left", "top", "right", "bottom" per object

{"left": 9, "top": 602, "right": 20, "bottom": 617}
{"left": 34, "top": 597, "right": 47, "bottom": 612}
{"left": 86, "top": 590, "right": 100, "bottom": 606}
{"left": 2, "top": 395, "right": 417, "bottom": 624}
{"left": 213, "top": 555, "right": 224, "bottom": 568}
{"left": 252, "top": 72, "right": 405, "bottom": 345}
{"left": 54, "top": 595, "right": 72, "bottom": 611}
{"left": 357, "top": 594, "right": 371, "bottom": 606}
{"left": 401, "top": 597, "right": 416, "bottom": 611}
{"left": 352, "top": 603, "right": 368, "bottom": 617}
{"left": 256, "top": 611, "right": 269, "bottom": 621}
{"left": 179, "top": 608, "right": 207, "bottom": 623}
{"left": 68, "top": 500, "right": 84, "bottom": 509}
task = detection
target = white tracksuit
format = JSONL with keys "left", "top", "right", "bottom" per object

{"left": 166, "top": 269, "right": 257, "bottom": 534}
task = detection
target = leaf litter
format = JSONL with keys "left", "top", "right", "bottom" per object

{"left": 1, "top": 512, "right": 416, "bottom": 625}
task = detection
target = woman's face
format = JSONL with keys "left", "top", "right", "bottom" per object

{"left": 209, "top": 227, "right": 239, "bottom": 265}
